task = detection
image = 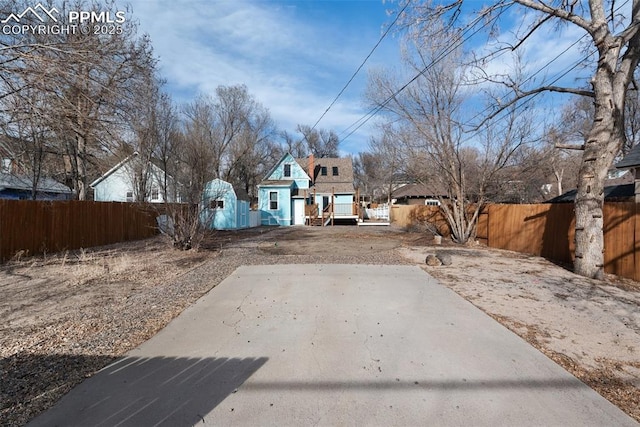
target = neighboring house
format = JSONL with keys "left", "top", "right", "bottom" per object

{"left": 548, "top": 169, "right": 634, "bottom": 203}
{"left": 257, "top": 153, "right": 358, "bottom": 226}
{"left": 90, "top": 153, "right": 179, "bottom": 203}
{"left": 201, "top": 178, "right": 251, "bottom": 230}
{"left": 0, "top": 173, "right": 73, "bottom": 200}
{"left": 391, "top": 183, "right": 447, "bottom": 206}
{"left": 615, "top": 144, "right": 640, "bottom": 202}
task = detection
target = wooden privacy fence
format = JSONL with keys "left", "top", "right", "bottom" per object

{"left": 481, "top": 203, "right": 640, "bottom": 282}
{"left": 0, "top": 200, "right": 184, "bottom": 262}
{"left": 390, "top": 204, "right": 458, "bottom": 237}
{"left": 393, "top": 202, "right": 640, "bottom": 281}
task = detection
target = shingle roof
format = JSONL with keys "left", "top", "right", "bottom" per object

{"left": 296, "top": 157, "right": 355, "bottom": 194}
{"left": 0, "top": 173, "right": 72, "bottom": 194}
{"left": 90, "top": 152, "right": 175, "bottom": 188}
{"left": 234, "top": 185, "right": 250, "bottom": 201}
{"left": 616, "top": 144, "right": 640, "bottom": 169}
{"left": 392, "top": 182, "right": 447, "bottom": 199}
{"left": 258, "top": 180, "right": 294, "bottom": 187}
{"left": 310, "top": 181, "right": 356, "bottom": 194}
{"left": 548, "top": 184, "right": 634, "bottom": 203}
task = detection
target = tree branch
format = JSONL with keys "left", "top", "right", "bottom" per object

{"left": 513, "top": 0, "right": 595, "bottom": 35}
{"left": 511, "top": 14, "right": 554, "bottom": 51}
{"left": 477, "top": 85, "right": 594, "bottom": 128}
{"left": 555, "top": 143, "right": 585, "bottom": 150}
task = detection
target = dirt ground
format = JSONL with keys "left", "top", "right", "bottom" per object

{"left": 1, "top": 225, "right": 639, "bottom": 424}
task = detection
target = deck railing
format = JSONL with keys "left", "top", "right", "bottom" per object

{"left": 333, "top": 203, "right": 356, "bottom": 216}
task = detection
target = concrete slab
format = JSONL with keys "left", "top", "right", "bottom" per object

{"left": 29, "top": 265, "right": 637, "bottom": 426}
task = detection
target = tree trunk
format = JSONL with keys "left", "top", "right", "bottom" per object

{"left": 574, "top": 55, "right": 626, "bottom": 279}
{"left": 554, "top": 169, "right": 563, "bottom": 197}
{"left": 75, "top": 133, "right": 87, "bottom": 200}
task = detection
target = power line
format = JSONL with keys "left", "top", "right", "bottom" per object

{"left": 340, "top": 0, "right": 629, "bottom": 146}
{"left": 339, "top": 3, "right": 512, "bottom": 143}
{"left": 462, "top": 32, "right": 590, "bottom": 130}
{"left": 340, "top": 0, "right": 629, "bottom": 147}
{"left": 461, "top": 0, "right": 631, "bottom": 139}
{"left": 309, "top": 1, "right": 410, "bottom": 133}
{"left": 457, "top": 47, "right": 598, "bottom": 148}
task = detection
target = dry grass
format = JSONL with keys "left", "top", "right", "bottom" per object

{"left": 2, "top": 227, "right": 639, "bottom": 424}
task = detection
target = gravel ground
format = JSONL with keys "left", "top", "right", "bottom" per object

{"left": 1, "top": 227, "right": 410, "bottom": 426}
{"left": 2, "top": 226, "right": 639, "bottom": 425}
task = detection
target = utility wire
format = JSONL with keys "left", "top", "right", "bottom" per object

{"left": 457, "top": 46, "right": 598, "bottom": 147}
{"left": 339, "top": 3, "right": 512, "bottom": 143}
{"left": 461, "top": 0, "right": 630, "bottom": 139}
{"left": 462, "top": 32, "right": 590, "bottom": 130}
{"left": 339, "top": 0, "right": 628, "bottom": 145}
{"left": 309, "top": 1, "right": 410, "bottom": 133}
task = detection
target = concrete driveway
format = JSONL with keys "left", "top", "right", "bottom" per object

{"left": 29, "top": 265, "right": 637, "bottom": 426}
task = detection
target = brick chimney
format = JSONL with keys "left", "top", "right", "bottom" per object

{"left": 308, "top": 153, "right": 315, "bottom": 184}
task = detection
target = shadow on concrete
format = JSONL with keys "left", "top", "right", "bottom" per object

{"left": 26, "top": 355, "right": 268, "bottom": 426}
{"left": 1, "top": 352, "right": 120, "bottom": 426}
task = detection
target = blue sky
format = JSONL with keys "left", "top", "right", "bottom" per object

{"left": 127, "top": 0, "right": 402, "bottom": 155}
{"left": 125, "top": 0, "right": 599, "bottom": 155}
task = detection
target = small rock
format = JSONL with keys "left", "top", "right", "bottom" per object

{"left": 436, "top": 252, "right": 452, "bottom": 266}
{"left": 425, "top": 255, "right": 442, "bottom": 266}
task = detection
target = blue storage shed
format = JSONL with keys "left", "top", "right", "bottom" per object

{"left": 202, "top": 178, "right": 251, "bottom": 230}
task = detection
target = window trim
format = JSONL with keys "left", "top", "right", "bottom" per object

{"left": 284, "top": 163, "right": 291, "bottom": 177}
{"left": 269, "top": 191, "right": 278, "bottom": 210}
{"left": 332, "top": 166, "right": 338, "bottom": 176}
{"left": 320, "top": 166, "right": 327, "bottom": 176}
{"left": 211, "top": 199, "right": 224, "bottom": 209}
{"left": 126, "top": 190, "right": 134, "bottom": 202}
{"left": 150, "top": 187, "right": 160, "bottom": 201}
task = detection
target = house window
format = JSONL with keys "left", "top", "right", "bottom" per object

{"left": 269, "top": 191, "right": 278, "bottom": 210}
{"left": 284, "top": 164, "right": 291, "bottom": 177}
{"left": 126, "top": 190, "right": 133, "bottom": 202}
{"left": 321, "top": 166, "right": 327, "bottom": 176}
{"left": 332, "top": 166, "right": 338, "bottom": 176}
{"left": 150, "top": 187, "right": 159, "bottom": 201}
{"left": 210, "top": 199, "right": 224, "bottom": 209}
{"left": 1, "top": 158, "right": 10, "bottom": 173}
{"left": 424, "top": 199, "right": 440, "bottom": 206}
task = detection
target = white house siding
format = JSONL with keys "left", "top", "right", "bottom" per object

{"left": 92, "top": 163, "right": 171, "bottom": 203}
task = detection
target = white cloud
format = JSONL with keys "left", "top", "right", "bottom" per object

{"left": 127, "top": 0, "right": 395, "bottom": 153}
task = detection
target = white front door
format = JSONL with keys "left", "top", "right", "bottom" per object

{"left": 293, "top": 199, "right": 305, "bottom": 225}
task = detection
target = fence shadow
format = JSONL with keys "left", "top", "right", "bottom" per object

{"left": 16, "top": 354, "right": 267, "bottom": 426}
{"left": 535, "top": 203, "right": 575, "bottom": 266}
{"left": 1, "top": 353, "right": 120, "bottom": 426}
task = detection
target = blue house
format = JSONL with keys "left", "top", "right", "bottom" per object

{"left": 201, "top": 178, "right": 251, "bottom": 230}
{"left": 258, "top": 153, "right": 358, "bottom": 226}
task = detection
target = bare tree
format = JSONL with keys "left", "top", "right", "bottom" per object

{"left": 180, "top": 96, "right": 217, "bottom": 203}
{"left": 181, "top": 85, "right": 276, "bottom": 203}
{"left": 154, "top": 93, "right": 181, "bottom": 202}
{"left": 366, "top": 125, "right": 406, "bottom": 203}
{"left": 280, "top": 130, "right": 307, "bottom": 158}
{"left": 396, "top": 0, "right": 640, "bottom": 278}
{"left": 1, "top": 87, "right": 54, "bottom": 199}
{"left": 296, "top": 125, "right": 340, "bottom": 158}
{"left": 367, "top": 22, "right": 535, "bottom": 243}
{"left": 1, "top": 0, "right": 156, "bottom": 200}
